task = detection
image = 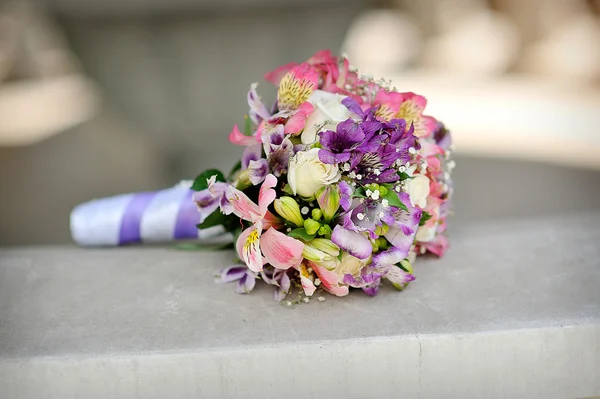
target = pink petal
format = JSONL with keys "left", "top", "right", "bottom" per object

{"left": 228, "top": 124, "right": 256, "bottom": 146}
{"left": 260, "top": 228, "right": 304, "bottom": 270}
{"left": 401, "top": 92, "right": 427, "bottom": 112}
{"left": 310, "top": 261, "right": 349, "bottom": 297}
{"left": 258, "top": 174, "right": 277, "bottom": 216}
{"left": 301, "top": 274, "right": 317, "bottom": 296}
{"left": 226, "top": 185, "right": 260, "bottom": 222}
{"left": 277, "top": 63, "right": 318, "bottom": 110}
{"left": 236, "top": 227, "right": 264, "bottom": 272}
{"left": 423, "top": 234, "right": 449, "bottom": 257}
{"left": 308, "top": 49, "right": 336, "bottom": 65}
{"left": 284, "top": 102, "right": 314, "bottom": 136}
{"left": 264, "top": 62, "right": 298, "bottom": 85}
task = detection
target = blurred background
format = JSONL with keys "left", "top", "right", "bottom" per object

{"left": 1, "top": 0, "right": 599, "bottom": 246}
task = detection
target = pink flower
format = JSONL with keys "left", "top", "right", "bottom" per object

{"left": 396, "top": 93, "right": 437, "bottom": 138}
{"left": 225, "top": 174, "right": 305, "bottom": 272}
{"left": 277, "top": 63, "right": 318, "bottom": 111}
{"left": 372, "top": 89, "right": 403, "bottom": 121}
{"left": 228, "top": 124, "right": 257, "bottom": 146}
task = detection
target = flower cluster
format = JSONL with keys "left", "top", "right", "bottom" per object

{"left": 194, "top": 50, "right": 454, "bottom": 301}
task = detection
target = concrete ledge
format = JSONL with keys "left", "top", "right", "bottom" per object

{"left": 1, "top": 212, "right": 599, "bottom": 398}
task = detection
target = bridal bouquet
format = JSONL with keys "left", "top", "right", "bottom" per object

{"left": 193, "top": 50, "right": 454, "bottom": 300}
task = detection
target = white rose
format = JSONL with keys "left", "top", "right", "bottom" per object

{"left": 335, "top": 252, "right": 367, "bottom": 277}
{"left": 301, "top": 90, "right": 355, "bottom": 145}
{"left": 288, "top": 148, "right": 341, "bottom": 197}
{"left": 416, "top": 225, "right": 436, "bottom": 242}
{"left": 406, "top": 174, "right": 430, "bottom": 209}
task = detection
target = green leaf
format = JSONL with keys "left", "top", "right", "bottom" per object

{"left": 382, "top": 190, "right": 408, "bottom": 212}
{"left": 196, "top": 210, "right": 227, "bottom": 229}
{"left": 419, "top": 211, "right": 433, "bottom": 226}
{"left": 281, "top": 184, "right": 295, "bottom": 196}
{"left": 399, "top": 172, "right": 410, "bottom": 180}
{"left": 191, "top": 169, "right": 225, "bottom": 191}
{"left": 288, "top": 228, "right": 316, "bottom": 241}
{"left": 228, "top": 160, "right": 242, "bottom": 179}
{"left": 244, "top": 115, "right": 253, "bottom": 136}
{"left": 353, "top": 186, "right": 367, "bottom": 198}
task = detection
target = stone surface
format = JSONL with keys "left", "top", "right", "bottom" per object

{"left": 1, "top": 211, "right": 599, "bottom": 398}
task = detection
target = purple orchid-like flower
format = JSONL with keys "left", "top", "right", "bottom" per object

{"left": 261, "top": 124, "right": 294, "bottom": 177}
{"left": 241, "top": 143, "right": 269, "bottom": 185}
{"left": 260, "top": 266, "right": 292, "bottom": 301}
{"left": 318, "top": 119, "right": 366, "bottom": 164}
{"left": 248, "top": 83, "right": 271, "bottom": 125}
{"left": 193, "top": 176, "right": 231, "bottom": 223}
{"left": 216, "top": 265, "right": 258, "bottom": 294}
{"left": 384, "top": 192, "right": 422, "bottom": 255}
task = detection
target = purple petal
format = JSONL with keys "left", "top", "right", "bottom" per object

{"left": 236, "top": 272, "right": 257, "bottom": 294}
{"left": 248, "top": 159, "right": 269, "bottom": 185}
{"left": 217, "top": 266, "right": 248, "bottom": 283}
{"left": 331, "top": 225, "right": 372, "bottom": 259}
{"left": 372, "top": 247, "right": 408, "bottom": 267}
{"left": 248, "top": 83, "right": 271, "bottom": 125}
{"left": 384, "top": 225, "right": 415, "bottom": 255}
{"left": 337, "top": 119, "right": 365, "bottom": 144}
{"left": 385, "top": 267, "right": 415, "bottom": 286}
{"left": 342, "top": 97, "right": 364, "bottom": 117}
{"left": 242, "top": 144, "right": 263, "bottom": 169}
{"left": 362, "top": 282, "right": 380, "bottom": 296}
{"left": 338, "top": 180, "right": 353, "bottom": 211}
{"left": 193, "top": 190, "right": 220, "bottom": 223}
{"left": 319, "top": 130, "right": 337, "bottom": 149}
{"left": 318, "top": 148, "right": 338, "bottom": 165}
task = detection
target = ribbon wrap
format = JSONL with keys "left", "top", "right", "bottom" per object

{"left": 70, "top": 185, "right": 222, "bottom": 246}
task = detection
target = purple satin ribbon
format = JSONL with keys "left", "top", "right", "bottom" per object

{"left": 174, "top": 190, "right": 201, "bottom": 239}
{"left": 118, "top": 192, "right": 156, "bottom": 244}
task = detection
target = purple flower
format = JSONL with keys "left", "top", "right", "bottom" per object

{"left": 331, "top": 225, "right": 372, "bottom": 260}
{"left": 247, "top": 83, "right": 271, "bottom": 125}
{"left": 193, "top": 177, "right": 230, "bottom": 223}
{"left": 318, "top": 119, "right": 366, "bottom": 164}
{"left": 260, "top": 123, "right": 294, "bottom": 176}
{"left": 384, "top": 192, "right": 421, "bottom": 255}
{"left": 216, "top": 265, "right": 257, "bottom": 294}
{"left": 260, "top": 266, "right": 292, "bottom": 301}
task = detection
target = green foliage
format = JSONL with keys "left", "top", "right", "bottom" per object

{"left": 419, "top": 211, "right": 433, "bottom": 226}
{"left": 382, "top": 190, "right": 408, "bottom": 212}
{"left": 288, "top": 228, "right": 316, "bottom": 241}
{"left": 191, "top": 169, "right": 225, "bottom": 191}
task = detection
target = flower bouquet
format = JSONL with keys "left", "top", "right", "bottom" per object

{"left": 193, "top": 50, "right": 454, "bottom": 300}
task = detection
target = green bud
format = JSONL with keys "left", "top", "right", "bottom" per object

{"left": 274, "top": 196, "right": 304, "bottom": 227}
{"left": 377, "top": 237, "right": 389, "bottom": 250}
{"left": 311, "top": 208, "right": 323, "bottom": 221}
{"left": 302, "top": 245, "right": 329, "bottom": 262}
{"left": 304, "top": 219, "right": 321, "bottom": 236}
{"left": 375, "top": 224, "right": 390, "bottom": 236}
{"left": 309, "top": 238, "right": 340, "bottom": 257}
{"left": 316, "top": 185, "right": 340, "bottom": 222}
{"left": 379, "top": 185, "right": 389, "bottom": 196}
{"left": 318, "top": 224, "right": 333, "bottom": 238}
{"left": 371, "top": 239, "right": 380, "bottom": 252}
{"left": 399, "top": 259, "right": 413, "bottom": 274}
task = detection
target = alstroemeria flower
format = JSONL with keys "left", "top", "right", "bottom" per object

{"left": 331, "top": 224, "right": 372, "bottom": 260}
{"left": 372, "top": 89, "right": 403, "bottom": 121}
{"left": 396, "top": 93, "right": 437, "bottom": 138}
{"left": 193, "top": 175, "right": 231, "bottom": 223}
{"left": 247, "top": 83, "right": 271, "bottom": 125}
{"left": 318, "top": 119, "right": 366, "bottom": 164}
{"left": 277, "top": 63, "right": 318, "bottom": 111}
{"left": 224, "top": 174, "right": 304, "bottom": 272}
{"left": 216, "top": 265, "right": 257, "bottom": 294}
{"left": 384, "top": 192, "right": 422, "bottom": 256}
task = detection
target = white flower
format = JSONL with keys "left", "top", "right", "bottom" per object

{"left": 288, "top": 148, "right": 341, "bottom": 197}
{"left": 301, "top": 90, "right": 355, "bottom": 145}
{"left": 416, "top": 225, "right": 436, "bottom": 242}
{"left": 406, "top": 174, "right": 430, "bottom": 208}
